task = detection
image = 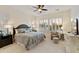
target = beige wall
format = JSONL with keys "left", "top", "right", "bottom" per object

{"left": 0, "top": 6, "right": 72, "bottom": 32}
{"left": 0, "top": 6, "right": 35, "bottom": 28}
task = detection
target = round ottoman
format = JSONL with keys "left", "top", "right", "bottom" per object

{"left": 53, "top": 37, "right": 59, "bottom": 44}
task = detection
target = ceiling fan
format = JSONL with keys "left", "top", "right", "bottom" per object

{"left": 33, "top": 5, "right": 48, "bottom": 13}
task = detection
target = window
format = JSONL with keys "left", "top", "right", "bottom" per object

{"left": 28, "top": 17, "right": 63, "bottom": 32}
{"left": 49, "top": 17, "right": 63, "bottom": 31}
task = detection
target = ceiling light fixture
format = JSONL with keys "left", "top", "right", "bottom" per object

{"left": 33, "top": 5, "right": 48, "bottom": 13}
{"left": 38, "top": 9, "right": 42, "bottom": 11}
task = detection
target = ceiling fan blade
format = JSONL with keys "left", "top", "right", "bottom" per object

{"left": 33, "top": 10, "right": 37, "bottom": 12}
{"left": 41, "top": 5, "right": 44, "bottom": 8}
{"left": 38, "top": 5, "right": 41, "bottom": 8}
{"left": 42, "top": 9, "right": 48, "bottom": 11}
{"left": 32, "top": 6, "right": 38, "bottom": 9}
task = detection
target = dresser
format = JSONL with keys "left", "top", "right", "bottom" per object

{"left": 0, "top": 35, "right": 13, "bottom": 48}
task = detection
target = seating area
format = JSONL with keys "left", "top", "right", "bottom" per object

{"left": 51, "top": 31, "right": 65, "bottom": 44}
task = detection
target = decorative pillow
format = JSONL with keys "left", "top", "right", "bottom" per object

{"left": 16, "top": 28, "right": 32, "bottom": 33}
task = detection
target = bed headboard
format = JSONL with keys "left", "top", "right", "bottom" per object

{"left": 14, "top": 24, "right": 32, "bottom": 33}
{"left": 15, "top": 24, "right": 30, "bottom": 29}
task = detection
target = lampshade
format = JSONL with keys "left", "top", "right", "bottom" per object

{"left": 4, "top": 25, "right": 12, "bottom": 28}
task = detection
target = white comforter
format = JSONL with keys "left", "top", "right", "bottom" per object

{"left": 15, "top": 32, "right": 45, "bottom": 50}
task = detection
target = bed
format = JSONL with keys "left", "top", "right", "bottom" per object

{"left": 15, "top": 24, "right": 45, "bottom": 50}
{"left": 15, "top": 32, "right": 45, "bottom": 50}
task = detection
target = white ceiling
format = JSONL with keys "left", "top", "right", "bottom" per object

{"left": 1, "top": 5, "right": 79, "bottom": 17}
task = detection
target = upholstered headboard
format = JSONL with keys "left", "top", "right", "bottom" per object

{"left": 15, "top": 24, "right": 32, "bottom": 33}
{"left": 15, "top": 24, "right": 30, "bottom": 29}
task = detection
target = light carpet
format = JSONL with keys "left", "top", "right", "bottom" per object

{"left": 0, "top": 32, "right": 66, "bottom": 53}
